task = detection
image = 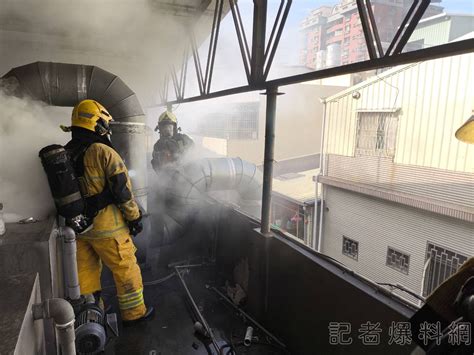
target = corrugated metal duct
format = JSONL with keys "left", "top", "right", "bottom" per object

{"left": 1, "top": 61, "right": 148, "bottom": 209}
{"left": 153, "top": 157, "right": 262, "bottom": 244}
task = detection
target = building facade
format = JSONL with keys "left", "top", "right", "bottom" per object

{"left": 299, "top": 0, "right": 443, "bottom": 69}
{"left": 318, "top": 52, "right": 474, "bottom": 303}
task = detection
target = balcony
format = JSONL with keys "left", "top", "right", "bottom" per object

{"left": 1, "top": 205, "right": 417, "bottom": 354}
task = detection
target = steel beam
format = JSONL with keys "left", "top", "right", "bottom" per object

{"left": 391, "top": 0, "right": 430, "bottom": 55}
{"left": 159, "top": 39, "right": 474, "bottom": 106}
{"left": 230, "top": 0, "right": 251, "bottom": 82}
{"left": 263, "top": 0, "right": 292, "bottom": 80}
{"left": 250, "top": 0, "right": 267, "bottom": 85}
{"left": 365, "top": 0, "right": 383, "bottom": 57}
{"left": 264, "top": 0, "right": 285, "bottom": 65}
{"left": 357, "top": 0, "right": 378, "bottom": 59}
{"left": 190, "top": 31, "right": 205, "bottom": 95}
{"left": 170, "top": 65, "right": 181, "bottom": 100}
{"left": 204, "top": 0, "right": 224, "bottom": 93}
{"left": 385, "top": 1, "right": 418, "bottom": 56}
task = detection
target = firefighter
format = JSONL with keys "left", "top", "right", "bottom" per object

{"left": 63, "top": 99, "right": 154, "bottom": 325}
{"left": 151, "top": 110, "right": 193, "bottom": 172}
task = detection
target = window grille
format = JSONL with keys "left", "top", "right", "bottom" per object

{"left": 423, "top": 242, "right": 468, "bottom": 296}
{"left": 342, "top": 236, "right": 359, "bottom": 260}
{"left": 356, "top": 111, "right": 398, "bottom": 157}
{"left": 386, "top": 247, "right": 410, "bottom": 274}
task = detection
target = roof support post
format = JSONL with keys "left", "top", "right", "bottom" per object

{"left": 260, "top": 86, "right": 279, "bottom": 235}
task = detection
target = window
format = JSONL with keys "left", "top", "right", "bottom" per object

{"left": 197, "top": 102, "right": 259, "bottom": 140}
{"left": 355, "top": 111, "right": 398, "bottom": 157}
{"left": 342, "top": 236, "right": 359, "bottom": 260}
{"left": 386, "top": 247, "right": 410, "bottom": 274}
{"left": 271, "top": 200, "right": 307, "bottom": 242}
{"left": 423, "top": 243, "right": 469, "bottom": 297}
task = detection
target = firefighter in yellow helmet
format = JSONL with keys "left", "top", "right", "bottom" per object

{"left": 151, "top": 110, "right": 194, "bottom": 172}
{"left": 63, "top": 99, "right": 154, "bottom": 325}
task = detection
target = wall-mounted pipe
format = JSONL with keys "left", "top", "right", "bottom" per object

{"left": 59, "top": 226, "right": 81, "bottom": 301}
{"left": 1, "top": 61, "right": 148, "bottom": 210}
{"left": 317, "top": 99, "right": 327, "bottom": 253}
{"left": 32, "top": 298, "right": 76, "bottom": 355}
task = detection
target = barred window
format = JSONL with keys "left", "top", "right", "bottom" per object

{"left": 355, "top": 111, "right": 398, "bottom": 157}
{"left": 342, "top": 236, "right": 358, "bottom": 260}
{"left": 196, "top": 102, "right": 259, "bottom": 140}
{"left": 423, "top": 242, "right": 469, "bottom": 297}
{"left": 386, "top": 247, "right": 410, "bottom": 275}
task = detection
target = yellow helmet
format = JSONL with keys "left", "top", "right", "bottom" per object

{"left": 155, "top": 111, "right": 177, "bottom": 131}
{"left": 66, "top": 99, "right": 113, "bottom": 135}
{"left": 455, "top": 112, "right": 474, "bottom": 144}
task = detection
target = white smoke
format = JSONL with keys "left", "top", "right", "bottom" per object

{"left": 0, "top": 88, "right": 69, "bottom": 221}
{"left": 0, "top": 0, "right": 190, "bottom": 107}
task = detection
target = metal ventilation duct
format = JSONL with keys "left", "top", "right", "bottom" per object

{"left": 1, "top": 61, "right": 148, "bottom": 209}
{"left": 169, "top": 157, "right": 262, "bottom": 203}
{"left": 152, "top": 157, "right": 262, "bottom": 245}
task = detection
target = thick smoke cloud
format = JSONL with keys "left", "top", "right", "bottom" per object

{"left": 0, "top": 0, "right": 196, "bottom": 220}
{"left": 0, "top": 0, "right": 190, "bottom": 107}
{"left": 0, "top": 88, "right": 69, "bottom": 221}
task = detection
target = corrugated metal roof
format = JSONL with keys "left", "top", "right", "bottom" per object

{"left": 272, "top": 168, "right": 320, "bottom": 205}
{"left": 325, "top": 63, "right": 418, "bottom": 102}
{"left": 326, "top": 30, "right": 474, "bottom": 103}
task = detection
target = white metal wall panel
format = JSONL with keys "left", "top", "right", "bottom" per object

{"left": 325, "top": 53, "right": 474, "bottom": 173}
{"left": 321, "top": 186, "right": 474, "bottom": 302}
{"left": 326, "top": 155, "right": 474, "bottom": 208}
{"left": 409, "top": 19, "right": 451, "bottom": 47}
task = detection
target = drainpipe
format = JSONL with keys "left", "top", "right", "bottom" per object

{"left": 59, "top": 226, "right": 81, "bottom": 301}
{"left": 316, "top": 98, "right": 327, "bottom": 252}
{"left": 260, "top": 86, "right": 279, "bottom": 235}
{"left": 32, "top": 299, "right": 76, "bottom": 355}
{"left": 420, "top": 257, "right": 431, "bottom": 307}
{"left": 312, "top": 175, "right": 319, "bottom": 250}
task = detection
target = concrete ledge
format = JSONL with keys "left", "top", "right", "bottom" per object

{"left": 0, "top": 273, "right": 44, "bottom": 355}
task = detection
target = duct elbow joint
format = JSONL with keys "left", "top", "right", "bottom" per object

{"left": 33, "top": 299, "right": 76, "bottom": 354}
{"left": 32, "top": 298, "right": 75, "bottom": 326}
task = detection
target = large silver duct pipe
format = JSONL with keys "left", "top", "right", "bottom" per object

{"left": 168, "top": 157, "right": 262, "bottom": 203}
{"left": 151, "top": 157, "right": 262, "bottom": 245}
{"left": 1, "top": 62, "right": 148, "bottom": 210}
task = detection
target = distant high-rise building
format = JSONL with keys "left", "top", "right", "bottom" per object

{"left": 299, "top": 0, "right": 443, "bottom": 69}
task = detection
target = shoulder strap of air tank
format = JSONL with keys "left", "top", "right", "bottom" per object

{"left": 67, "top": 141, "right": 92, "bottom": 177}
{"left": 67, "top": 142, "right": 116, "bottom": 217}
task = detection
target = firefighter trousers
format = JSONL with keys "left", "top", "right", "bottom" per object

{"left": 76, "top": 234, "right": 146, "bottom": 321}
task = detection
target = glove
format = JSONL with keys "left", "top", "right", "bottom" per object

{"left": 128, "top": 210, "right": 143, "bottom": 236}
